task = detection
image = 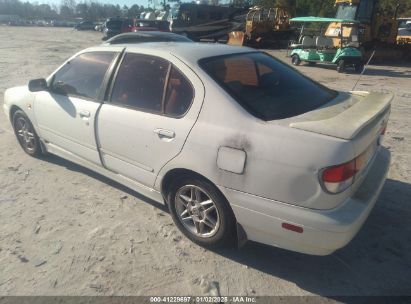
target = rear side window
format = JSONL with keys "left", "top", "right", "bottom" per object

{"left": 200, "top": 52, "right": 337, "bottom": 120}
{"left": 110, "top": 53, "right": 194, "bottom": 116}
{"left": 51, "top": 52, "right": 115, "bottom": 100}
{"left": 111, "top": 54, "right": 169, "bottom": 112}
{"left": 164, "top": 67, "right": 194, "bottom": 116}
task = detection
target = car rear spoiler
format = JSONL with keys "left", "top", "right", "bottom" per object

{"left": 289, "top": 91, "right": 393, "bottom": 140}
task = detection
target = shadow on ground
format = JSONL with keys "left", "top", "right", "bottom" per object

{"left": 42, "top": 154, "right": 411, "bottom": 297}
{"left": 42, "top": 154, "right": 168, "bottom": 212}
{"left": 363, "top": 68, "right": 411, "bottom": 78}
{"left": 214, "top": 178, "right": 411, "bottom": 297}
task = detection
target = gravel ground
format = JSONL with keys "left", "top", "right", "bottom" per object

{"left": 0, "top": 26, "right": 410, "bottom": 298}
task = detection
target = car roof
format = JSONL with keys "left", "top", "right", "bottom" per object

{"left": 104, "top": 32, "right": 193, "bottom": 44}
{"left": 94, "top": 42, "right": 255, "bottom": 65}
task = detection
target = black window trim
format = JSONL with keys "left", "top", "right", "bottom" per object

{"left": 101, "top": 49, "right": 125, "bottom": 101}
{"left": 106, "top": 51, "right": 195, "bottom": 119}
{"left": 198, "top": 51, "right": 338, "bottom": 121}
{"left": 49, "top": 51, "right": 120, "bottom": 103}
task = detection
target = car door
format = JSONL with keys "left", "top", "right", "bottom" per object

{"left": 96, "top": 51, "right": 204, "bottom": 188}
{"left": 34, "top": 50, "right": 118, "bottom": 165}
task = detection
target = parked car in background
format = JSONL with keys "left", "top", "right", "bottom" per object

{"left": 103, "top": 18, "right": 170, "bottom": 40}
{"left": 3, "top": 43, "right": 391, "bottom": 256}
{"left": 103, "top": 18, "right": 132, "bottom": 40}
{"left": 51, "top": 20, "right": 68, "bottom": 27}
{"left": 94, "top": 22, "right": 104, "bottom": 32}
{"left": 8, "top": 20, "right": 28, "bottom": 26}
{"left": 75, "top": 21, "right": 95, "bottom": 31}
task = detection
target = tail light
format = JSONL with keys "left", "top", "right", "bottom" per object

{"left": 379, "top": 119, "right": 388, "bottom": 145}
{"left": 321, "top": 150, "right": 374, "bottom": 194}
{"left": 380, "top": 124, "right": 387, "bottom": 135}
{"left": 321, "top": 159, "right": 358, "bottom": 194}
{"left": 321, "top": 119, "right": 386, "bottom": 194}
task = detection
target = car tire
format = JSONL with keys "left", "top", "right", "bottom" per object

{"left": 167, "top": 176, "right": 236, "bottom": 248}
{"left": 291, "top": 54, "right": 301, "bottom": 66}
{"left": 12, "top": 110, "right": 42, "bottom": 157}
{"left": 337, "top": 59, "right": 345, "bottom": 73}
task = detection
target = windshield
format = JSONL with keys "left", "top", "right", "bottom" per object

{"left": 200, "top": 52, "right": 337, "bottom": 121}
{"left": 336, "top": 5, "right": 357, "bottom": 20}
{"left": 398, "top": 20, "right": 411, "bottom": 28}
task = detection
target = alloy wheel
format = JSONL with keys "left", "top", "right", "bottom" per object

{"left": 15, "top": 117, "right": 37, "bottom": 152}
{"left": 174, "top": 185, "right": 220, "bottom": 238}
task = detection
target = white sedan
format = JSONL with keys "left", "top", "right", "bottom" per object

{"left": 3, "top": 42, "right": 391, "bottom": 255}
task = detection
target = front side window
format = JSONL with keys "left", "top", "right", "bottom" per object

{"left": 200, "top": 52, "right": 337, "bottom": 120}
{"left": 51, "top": 52, "right": 115, "bottom": 100}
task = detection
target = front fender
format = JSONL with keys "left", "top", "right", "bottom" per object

{"left": 4, "top": 85, "right": 37, "bottom": 125}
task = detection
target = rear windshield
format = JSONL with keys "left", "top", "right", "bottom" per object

{"left": 199, "top": 52, "right": 337, "bottom": 120}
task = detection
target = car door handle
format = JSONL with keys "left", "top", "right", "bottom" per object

{"left": 153, "top": 128, "right": 175, "bottom": 139}
{"left": 79, "top": 110, "right": 90, "bottom": 118}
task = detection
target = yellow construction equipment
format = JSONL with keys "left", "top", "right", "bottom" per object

{"left": 228, "top": 6, "right": 294, "bottom": 47}
{"left": 397, "top": 17, "right": 411, "bottom": 45}
{"left": 328, "top": 0, "right": 410, "bottom": 59}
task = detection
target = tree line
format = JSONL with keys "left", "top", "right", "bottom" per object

{"left": 237, "top": 0, "right": 411, "bottom": 18}
{"left": 0, "top": 0, "right": 410, "bottom": 21}
{"left": 0, "top": 0, "right": 147, "bottom": 21}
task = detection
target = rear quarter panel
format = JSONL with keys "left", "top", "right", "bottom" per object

{"left": 156, "top": 71, "right": 356, "bottom": 210}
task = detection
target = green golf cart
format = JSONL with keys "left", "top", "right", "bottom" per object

{"left": 288, "top": 16, "right": 364, "bottom": 73}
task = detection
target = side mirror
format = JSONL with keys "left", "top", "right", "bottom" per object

{"left": 28, "top": 78, "right": 48, "bottom": 92}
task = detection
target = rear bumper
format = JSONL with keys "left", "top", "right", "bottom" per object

{"left": 223, "top": 147, "right": 390, "bottom": 255}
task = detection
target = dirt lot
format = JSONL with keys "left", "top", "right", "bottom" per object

{"left": 0, "top": 26, "right": 410, "bottom": 298}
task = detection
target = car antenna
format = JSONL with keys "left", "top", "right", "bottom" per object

{"left": 352, "top": 49, "right": 375, "bottom": 91}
